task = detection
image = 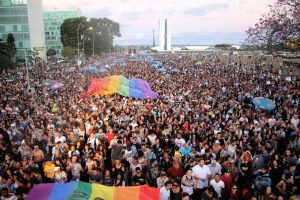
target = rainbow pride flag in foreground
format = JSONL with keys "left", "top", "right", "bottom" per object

{"left": 80, "top": 75, "right": 157, "bottom": 99}
{"left": 26, "top": 181, "right": 160, "bottom": 200}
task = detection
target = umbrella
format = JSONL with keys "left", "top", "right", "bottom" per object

{"left": 42, "top": 80, "right": 58, "bottom": 86}
{"left": 171, "top": 69, "right": 179, "bottom": 72}
{"left": 252, "top": 97, "right": 276, "bottom": 110}
{"left": 51, "top": 83, "right": 64, "bottom": 90}
{"left": 195, "top": 61, "right": 203, "bottom": 65}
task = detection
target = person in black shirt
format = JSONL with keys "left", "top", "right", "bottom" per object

{"left": 131, "top": 167, "right": 147, "bottom": 186}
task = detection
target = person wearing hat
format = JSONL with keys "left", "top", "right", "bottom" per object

{"left": 208, "top": 160, "right": 222, "bottom": 180}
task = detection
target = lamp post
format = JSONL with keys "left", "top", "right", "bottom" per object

{"left": 77, "top": 18, "right": 90, "bottom": 67}
{"left": 21, "top": 30, "right": 29, "bottom": 92}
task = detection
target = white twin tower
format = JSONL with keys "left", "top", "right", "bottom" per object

{"left": 152, "top": 18, "right": 172, "bottom": 51}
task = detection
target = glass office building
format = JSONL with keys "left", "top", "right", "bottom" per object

{"left": 0, "top": 0, "right": 46, "bottom": 60}
{"left": 44, "top": 10, "right": 80, "bottom": 56}
{"left": 0, "top": 0, "right": 31, "bottom": 57}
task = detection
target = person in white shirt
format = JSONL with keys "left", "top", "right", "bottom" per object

{"left": 291, "top": 114, "right": 299, "bottom": 129}
{"left": 160, "top": 181, "right": 172, "bottom": 200}
{"left": 54, "top": 132, "right": 66, "bottom": 144}
{"left": 192, "top": 158, "right": 212, "bottom": 198}
{"left": 175, "top": 134, "right": 186, "bottom": 148}
{"left": 208, "top": 160, "right": 222, "bottom": 179}
{"left": 209, "top": 173, "right": 225, "bottom": 198}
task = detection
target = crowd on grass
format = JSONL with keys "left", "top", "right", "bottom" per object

{"left": 0, "top": 53, "right": 299, "bottom": 200}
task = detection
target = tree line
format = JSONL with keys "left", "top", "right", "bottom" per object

{"left": 0, "top": 33, "right": 16, "bottom": 69}
{"left": 60, "top": 17, "right": 121, "bottom": 59}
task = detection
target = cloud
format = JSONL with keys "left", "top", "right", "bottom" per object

{"left": 43, "top": 0, "right": 276, "bottom": 45}
{"left": 184, "top": 3, "right": 229, "bottom": 17}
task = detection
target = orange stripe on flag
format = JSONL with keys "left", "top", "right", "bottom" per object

{"left": 114, "top": 186, "right": 140, "bottom": 200}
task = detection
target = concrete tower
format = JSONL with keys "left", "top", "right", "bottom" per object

{"left": 159, "top": 18, "right": 171, "bottom": 51}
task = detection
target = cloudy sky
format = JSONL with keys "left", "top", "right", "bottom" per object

{"left": 43, "top": 0, "right": 276, "bottom": 45}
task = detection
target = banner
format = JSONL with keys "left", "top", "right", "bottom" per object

{"left": 26, "top": 181, "right": 160, "bottom": 200}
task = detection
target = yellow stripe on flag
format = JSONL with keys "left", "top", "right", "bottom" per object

{"left": 89, "top": 183, "right": 115, "bottom": 200}
{"left": 114, "top": 186, "right": 140, "bottom": 200}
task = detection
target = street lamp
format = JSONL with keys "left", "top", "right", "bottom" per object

{"left": 21, "top": 31, "right": 29, "bottom": 92}
{"left": 77, "top": 18, "right": 90, "bottom": 67}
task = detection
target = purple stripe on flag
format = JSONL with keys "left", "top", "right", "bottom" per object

{"left": 26, "top": 183, "right": 54, "bottom": 200}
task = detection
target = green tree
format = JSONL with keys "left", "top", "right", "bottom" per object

{"left": 61, "top": 46, "right": 76, "bottom": 59}
{"left": 6, "top": 33, "right": 16, "bottom": 65}
{"left": 0, "top": 41, "right": 10, "bottom": 69}
{"left": 47, "top": 48, "right": 57, "bottom": 58}
{"left": 60, "top": 17, "right": 121, "bottom": 56}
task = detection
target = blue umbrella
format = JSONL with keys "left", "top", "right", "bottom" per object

{"left": 171, "top": 68, "right": 179, "bottom": 72}
{"left": 253, "top": 97, "right": 276, "bottom": 110}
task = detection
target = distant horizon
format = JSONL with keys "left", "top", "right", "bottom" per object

{"left": 114, "top": 31, "right": 246, "bottom": 46}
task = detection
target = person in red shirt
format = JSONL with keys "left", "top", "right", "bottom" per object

{"left": 106, "top": 127, "right": 115, "bottom": 145}
{"left": 221, "top": 168, "right": 233, "bottom": 199}
{"left": 167, "top": 161, "right": 184, "bottom": 183}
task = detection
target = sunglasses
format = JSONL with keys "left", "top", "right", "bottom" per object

{"left": 173, "top": 184, "right": 178, "bottom": 187}
{"left": 232, "top": 187, "right": 237, "bottom": 189}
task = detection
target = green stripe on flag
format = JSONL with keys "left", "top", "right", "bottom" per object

{"left": 68, "top": 181, "right": 92, "bottom": 200}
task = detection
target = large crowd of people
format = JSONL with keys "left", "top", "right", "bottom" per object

{"left": 0, "top": 52, "right": 299, "bottom": 200}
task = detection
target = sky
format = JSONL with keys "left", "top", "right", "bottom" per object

{"left": 43, "top": 0, "right": 276, "bottom": 46}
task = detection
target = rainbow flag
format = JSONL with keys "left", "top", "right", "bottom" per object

{"left": 80, "top": 75, "right": 157, "bottom": 99}
{"left": 26, "top": 181, "right": 160, "bottom": 200}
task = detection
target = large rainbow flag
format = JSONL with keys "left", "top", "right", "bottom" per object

{"left": 26, "top": 181, "right": 160, "bottom": 200}
{"left": 80, "top": 75, "right": 157, "bottom": 99}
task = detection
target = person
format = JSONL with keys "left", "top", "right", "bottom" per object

{"left": 0, "top": 188, "right": 17, "bottom": 200}
{"left": 53, "top": 167, "right": 67, "bottom": 183}
{"left": 181, "top": 168, "right": 196, "bottom": 198}
{"left": 114, "top": 173, "right": 125, "bottom": 186}
{"left": 67, "top": 156, "right": 83, "bottom": 181}
{"left": 157, "top": 171, "right": 169, "bottom": 188}
{"left": 230, "top": 185, "right": 239, "bottom": 200}
{"left": 181, "top": 192, "right": 190, "bottom": 200}
{"left": 160, "top": 181, "right": 172, "bottom": 200}
{"left": 167, "top": 162, "right": 184, "bottom": 183}
{"left": 276, "top": 173, "right": 294, "bottom": 199}
{"left": 192, "top": 157, "right": 211, "bottom": 198}
{"left": 131, "top": 167, "right": 147, "bottom": 186}
{"left": 208, "top": 160, "right": 221, "bottom": 180}
{"left": 209, "top": 173, "right": 224, "bottom": 199}
{"left": 103, "top": 169, "right": 113, "bottom": 186}
{"left": 220, "top": 168, "right": 233, "bottom": 199}
{"left": 260, "top": 186, "right": 276, "bottom": 200}
{"left": 170, "top": 181, "right": 182, "bottom": 200}
{"left": 200, "top": 186, "right": 216, "bottom": 200}
{"left": 89, "top": 169, "right": 103, "bottom": 183}
{"left": 43, "top": 157, "right": 55, "bottom": 182}
{"left": 146, "top": 159, "right": 159, "bottom": 187}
